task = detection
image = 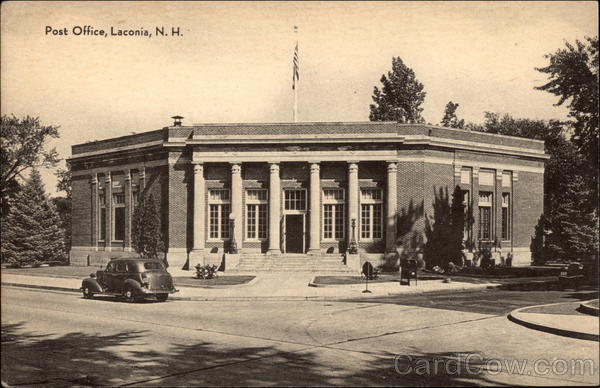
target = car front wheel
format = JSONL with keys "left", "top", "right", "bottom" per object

{"left": 82, "top": 286, "right": 93, "bottom": 299}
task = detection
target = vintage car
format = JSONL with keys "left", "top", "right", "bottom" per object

{"left": 81, "top": 258, "right": 178, "bottom": 302}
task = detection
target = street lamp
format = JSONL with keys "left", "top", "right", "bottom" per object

{"left": 348, "top": 213, "right": 358, "bottom": 254}
{"left": 229, "top": 213, "right": 238, "bottom": 254}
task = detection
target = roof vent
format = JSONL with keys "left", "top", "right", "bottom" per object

{"left": 171, "top": 115, "right": 184, "bottom": 126}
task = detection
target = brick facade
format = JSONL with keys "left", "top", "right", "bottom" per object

{"left": 69, "top": 122, "right": 547, "bottom": 269}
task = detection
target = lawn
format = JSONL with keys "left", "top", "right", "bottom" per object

{"left": 1, "top": 265, "right": 100, "bottom": 278}
{"left": 173, "top": 275, "right": 255, "bottom": 288}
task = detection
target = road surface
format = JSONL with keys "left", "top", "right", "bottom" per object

{"left": 2, "top": 286, "right": 598, "bottom": 386}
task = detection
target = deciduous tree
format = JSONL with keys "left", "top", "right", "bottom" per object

{"left": 536, "top": 36, "right": 599, "bottom": 203}
{"left": 441, "top": 101, "right": 465, "bottom": 129}
{"left": 369, "top": 57, "right": 426, "bottom": 123}
{"left": 0, "top": 115, "right": 60, "bottom": 215}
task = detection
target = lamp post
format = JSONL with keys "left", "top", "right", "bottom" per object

{"left": 349, "top": 214, "right": 358, "bottom": 254}
{"left": 229, "top": 213, "right": 238, "bottom": 254}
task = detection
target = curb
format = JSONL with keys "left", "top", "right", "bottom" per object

{"left": 2, "top": 282, "right": 80, "bottom": 293}
{"left": 508, "top": 303, "right": 599, "bottom": 342}
{"left": 2, "top": 281, "right": 498, "bottom": 301}
{"left": 579, "top": 300, "right": 600, "bottom": 317}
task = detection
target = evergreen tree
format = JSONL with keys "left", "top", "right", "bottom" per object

{"left": 441, "top": 101, "right": 465, "bottom": 129}
{"left": 449, "top": 186, "right": 466, "bottom": 264}
{"left": 424, "top": 187, "right": 451, "bottom": 269}
{"left": 1, "top": 169, "right": 66, "bottom": 266}
{"left": 550, "top": 175, "right": 599, "bottom": 260}
{"left": 369, "top": 57, "right": 426, "bottom": 123}
{"left": 132, "top": 193, "right": 166, "bottom": 264}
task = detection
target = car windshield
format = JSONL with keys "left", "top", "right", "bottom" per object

{"left": 143, "top": 261, "right": 165, "bottom": 270}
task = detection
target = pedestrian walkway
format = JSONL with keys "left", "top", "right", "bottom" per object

{"left": 508, "top": 301, "right": 599, "bottom": 342}
{"left": 1, "top": 270, "right": 498, "bottom": 301}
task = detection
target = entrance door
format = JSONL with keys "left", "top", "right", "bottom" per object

{"left": 285, "top": 214, "right": 304, "bottom": 253}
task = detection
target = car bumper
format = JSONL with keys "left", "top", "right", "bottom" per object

{"left": 141, "top": 287, "right": 179, "bottom": 294}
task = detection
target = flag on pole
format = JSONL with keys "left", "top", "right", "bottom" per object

{"left": 292, "top": 42, "right": 299, "bottom": 90}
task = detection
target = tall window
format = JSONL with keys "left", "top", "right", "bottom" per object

{"left": 113, "top": 193, "right": 125, "bottom": 241}
{"left": 502, "top": 193, "right": 510, "bottom": 241}
{"left": 322, "top": 189, "right": 344, "bottom": 240}
{"left": 360, "top": 188, "right": 382, "bottom": 239}
{"left": 208, "top": 189, "right": 230, "bottom": 239}
{"left": 478, "top": 192, "right": 493, "bottom": 240}
{"left": 99, "top": 193, "right": 106, "bottom": 241}
{"left": 246, "top": 189, "right": 268, "bottom": 240}
{"left": 284, "top": 189, "right": 306, "bottom": 211}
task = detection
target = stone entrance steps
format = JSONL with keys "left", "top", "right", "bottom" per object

{"left": 232, "top": 254, "right": 353, "bottom": 272}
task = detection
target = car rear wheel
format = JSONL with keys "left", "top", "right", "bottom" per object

{"left": 156, "top": 294, "right": 168, "bottom": 302}
{"left": 82, "top": 286, "right": 93, "bottom": 299}
{"left": 123, "top": 287, "right": 137, "bottom": 303}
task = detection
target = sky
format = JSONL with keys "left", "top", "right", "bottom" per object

{"left": 1, "top": 1, "right": 598, "bottom": 195}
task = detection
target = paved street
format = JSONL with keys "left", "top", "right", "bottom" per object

{"left": 2, "top": 286, "right": 598, "bottom": 386}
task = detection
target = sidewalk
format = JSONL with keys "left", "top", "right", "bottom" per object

{"left": 1, "top": 270, "right": 501, "bottom": 301}
{"left": 508, "top": 301, "right": 599, "bottom": 342}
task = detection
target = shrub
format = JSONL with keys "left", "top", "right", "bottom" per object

{"left": 195, "top": 264, "right": 219, "bottom": 279}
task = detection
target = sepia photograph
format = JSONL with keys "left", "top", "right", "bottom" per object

{"left": 1, "top": 1, "right": 598, "bottom": 386}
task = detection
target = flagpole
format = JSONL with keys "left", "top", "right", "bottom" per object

{"left": 293, "top": 26, "right": 299, "bottom": 123}
{"left": 294, "top": 77, "right": 298, "bottom": 123}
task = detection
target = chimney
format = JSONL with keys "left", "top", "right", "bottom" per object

{"left": 171, "top": 115, "right": 184, "bottom": 126}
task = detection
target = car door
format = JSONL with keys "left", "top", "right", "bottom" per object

{"left": 101, "top": 262, "right": 116, "bottom": 290}
{"left": 113, "top": 261, "right": 128, "bottom": 292}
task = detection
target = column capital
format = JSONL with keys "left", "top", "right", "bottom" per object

{"left": 512, "top": 171, "right": 519, "bottom": 182}
{"left": 125, "top": 169, "right": 132, "bottom": 181}
{"left": 310, "top": 162, "right": 320, "bottom": 173}
{"left": 348, "top": 162, "right": 359, "bottom": 172}
{"left": 192, "top": 163, "right": 204, "bottom": 174}
{"left": 453, "top": 164, "right": 462, "bottom": 177}
{"left": 91, "top": 173, "right": 98, "bottom": 184}
{"left": 496, "top": 169, "right": 503, "bottom": 179}
{"left": 269, "top": 163, "right": 280, "bottom": 173}
{"left": 105, "top": 172, "right": 111, "bottom": 182}
{"left": 387, "top": 161, "right": 398, "bottom": 173}
{"left": 139, "top": 167, "right": 146, "bottom": 178}
{"left": 231, "top": 163, "right": 241, "bottom": 174}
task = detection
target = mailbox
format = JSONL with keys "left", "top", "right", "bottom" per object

{"left": 400, "top": 259, "right": 418, "bottom": 286}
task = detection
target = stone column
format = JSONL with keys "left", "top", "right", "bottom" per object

{"left": 495, "top": 169, "right": 503, "bottom": 248}
{"left": 231, "top": 163, "right": 243, "bottom": 252}
{"left": 347, "top": 162, "right": 359, "bottom": 250}
{"left": 268, "top": 163, "right": 281, "bottom": 254}
{"left": 124, "top": 169, "right": 132, "bottom": 252}
{"left": 91, "top": 173, "right": 98, "bottom": 251}
{"left": 190, "top": 163, "right": 205, "bottom": 263}
{"left": 105, "top": 172, "right": 112, "bottom": 252}
{"left": 308, "top": 162, "right": 321, "bottom": 254}
{"left": 472, "top": 167, "right": 480, "bottom": 246}
{"left": 385, "top": 161, "right": 398, "bottom": 253}
{"left": 139, "top": 167, "right": 146, "bottom": 192}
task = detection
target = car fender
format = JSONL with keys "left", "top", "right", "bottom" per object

{"left": 123, "top": 278, "right": 143, "bottom": 293}
{"left": 81, "top": 278, "right": 103, "bottom": 293}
